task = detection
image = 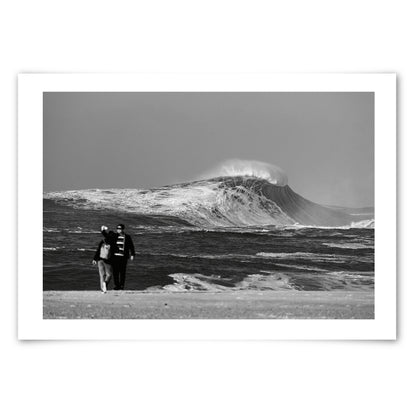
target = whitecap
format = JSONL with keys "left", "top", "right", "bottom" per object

{"left": 322, "top": 242, "right": 371, "bottom": 249}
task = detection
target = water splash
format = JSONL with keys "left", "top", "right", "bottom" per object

{"left": 198, "top": 159, "right": 288, "bottom": 186}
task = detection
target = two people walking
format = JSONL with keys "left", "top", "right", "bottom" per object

{"left": 92, "top": 224, "right": 135, "bottom": 292}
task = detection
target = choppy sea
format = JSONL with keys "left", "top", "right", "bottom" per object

{"left": 43, "top": 191, "right": 374, "bottom": 292}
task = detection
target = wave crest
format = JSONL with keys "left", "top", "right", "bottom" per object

{"left": 198, "top": 159, "right": 288, "bottom": 186}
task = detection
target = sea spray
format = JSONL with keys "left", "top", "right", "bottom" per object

{"left": 198, "top": 159, "right": 288, "bottom": 186}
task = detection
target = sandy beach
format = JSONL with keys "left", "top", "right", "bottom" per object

{"left": 43, "top": 290, "right": 374, "bottom": 319}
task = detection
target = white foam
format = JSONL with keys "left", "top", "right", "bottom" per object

{"left": 256, "top": 252, "right": 356, "bottom": 263}
{"left": 165, "top": 273, "right": 228, "bottom": 292}
{"left": 326, "top": 271, "right": 374, "bottom": 280}
{"left": 350, "top": 219, "right": 375, "bottom": 228}
{"left": 279, "top": 220, "right": 375, "bottom": 230}
{"left": 235, "top": 272, "right": 294, "bottom": 291}
{"left": 322, "top": 243, "right": 371, "bottom": 249}
{"left": 257, "top": 251, "right": 335, "bottom": 259}
{"left": 198, "top": 159, "right": 288, "bottom": 186}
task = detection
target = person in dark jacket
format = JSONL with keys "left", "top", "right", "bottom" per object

{"left": 92, "top": 236, "right": 113, "bottom": 293}
{"left": 101, "top": 224, "right": 135, "bottom": 290}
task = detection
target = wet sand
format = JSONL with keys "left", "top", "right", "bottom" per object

{"left": 43, "top": 290, "right": 374, "bottom": 319}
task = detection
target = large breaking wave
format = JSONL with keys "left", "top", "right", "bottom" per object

{"left": 45, "top": 160, "right": 373, "bottom": 229}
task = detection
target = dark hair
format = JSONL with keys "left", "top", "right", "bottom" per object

{"left": 117, "top": 224, "right": 125, "bottom": 230}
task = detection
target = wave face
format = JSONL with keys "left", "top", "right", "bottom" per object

{"left": 45, "top": 176, "right": 373, "bottom": 228}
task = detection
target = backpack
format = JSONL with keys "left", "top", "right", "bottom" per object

{"left": 100, "top": 241, "right": 111, "bottom": 260}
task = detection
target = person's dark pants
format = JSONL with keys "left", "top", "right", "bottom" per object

{"left": 112, "top": 256, "right": 128, "bottom": 289}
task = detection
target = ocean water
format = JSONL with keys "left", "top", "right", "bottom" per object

{"left": 43, "top": 176, "right": 374, "bottom": 292}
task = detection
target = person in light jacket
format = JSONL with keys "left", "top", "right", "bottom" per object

{"left": 92, "top": 236, "right": 113, "bottom": 293}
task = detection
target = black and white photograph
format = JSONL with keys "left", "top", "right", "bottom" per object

{"left": 5, "top": 3, "right": 413, "bottom": 416}
{"left": 42, "top": 90, "right": 375, "bottom": 319}
{"left": 17, "top": 73, "right": 396, "bottom": 340}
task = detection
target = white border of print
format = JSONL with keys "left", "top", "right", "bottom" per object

{"left": 18, "top": 74, "right": 396, "bottom": 340}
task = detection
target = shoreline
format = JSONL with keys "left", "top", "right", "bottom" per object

{"left": 43, "top": 290, "right": 374, "bottom": 319}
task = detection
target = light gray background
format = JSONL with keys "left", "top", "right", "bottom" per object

{"left": 44, "top": 92, "right": 374, "bottom": 207}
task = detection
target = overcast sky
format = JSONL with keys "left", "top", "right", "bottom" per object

{"left": 44, "top": 92, "right": 374, "bottom": 207}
